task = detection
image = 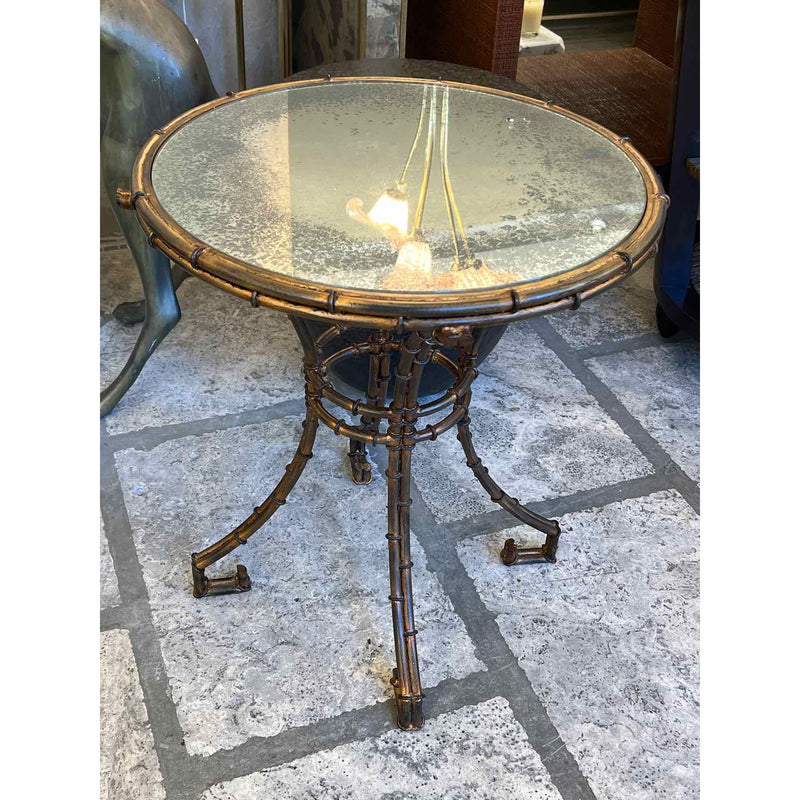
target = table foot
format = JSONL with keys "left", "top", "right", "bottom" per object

{"left": 191, "top": 561, "right": 251, "bottom": 597}
{"left": 113, "top": 265, "right": 189, "bottom": 326}
{"left": 455, "top": 340, "right": 561, "bottom": 565}
{"left": 500, "top": 537, "right": 558, "bottom": 566}
{"left": 347, "top": 441, "right": 373, "bottom": 484}
{"left": 391, "top": 668, "right": 425, "bottom": 730}
{"left": 190, "top": 399, "right": 319, "bottom": 598}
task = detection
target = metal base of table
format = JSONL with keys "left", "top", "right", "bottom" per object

{"left": 189, "top": 318, "right": 560, "bottom": 730}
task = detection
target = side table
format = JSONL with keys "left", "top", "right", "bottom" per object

{"left": 120, "top": 74, "right": 667, "bottom": 730}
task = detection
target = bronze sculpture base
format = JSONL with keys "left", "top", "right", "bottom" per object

{"left": 100, "top": 0, "right": 217, "bottom": 417}
{"left": 188, "top": 318, "right": 560, "bottom": 730}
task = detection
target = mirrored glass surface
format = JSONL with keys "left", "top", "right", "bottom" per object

{"left": 152, "top": 79, "right": 647, "bottom": 294}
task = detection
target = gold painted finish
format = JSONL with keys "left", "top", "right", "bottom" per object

{"left": 130, "top": 76, "right": 667, "bottom": 330}
{"left": 123, "top": 77, "right": 667, "bottom": 731}
{"left": 180, "top": 319, "right": 568, "bottom": 729}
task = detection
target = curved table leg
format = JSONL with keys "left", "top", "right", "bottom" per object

{"left": 191, "top": 406, "right": 319, "bottom": 597}
{"left": 456, "top": 413, "right": 560, "bottom": 564}
{"left": 191, "top": 316, "right": 322, "bottom": 598}
{"left": 180, "top": 317, "right": 559, "bottom": 733}
{"left": 455, "top": 333, "right": 561, "bottom": 565}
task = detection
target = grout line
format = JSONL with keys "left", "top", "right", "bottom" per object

{"left": 193, "top": 669, "right": 501, "bottom": 791}
{"left": 99, "top": 275, "right": 698, "bottom": 797}
{"left": 101, "top": 433, "right": 150, "bottom": 606}
{"left": 105, "top": 397, "right": 306, "bottom": 453}
{"left": 667, "top": 468, "right": 700, "bottom": 512}
{"left": 101, "top": 424, "right": 201, "bottom": 800}
{"left": 571, "top": 330, "right": 690, "bottom": 361}
{"left": 101, "top": 599, "right": 148, "bottom": 632}
{"left": 100, "top": 609, "right": 126, "bottom": 631}
{"left": 402, "top": 458, "right": 598, "bottom": 800}
{"left": 534, "top": 319, "right": 699, "bottom": 514}
{"left": 438, "top": 472, "right": 679, "bottom": 542}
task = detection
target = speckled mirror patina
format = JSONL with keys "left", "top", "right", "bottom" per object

{"left": 150, "top": 80, "right": 648, "bottom": 295}
{"left": 124, "top": 75, "right": 667, "bottom": 733}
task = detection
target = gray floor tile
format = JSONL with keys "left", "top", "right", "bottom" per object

{"left": 587, "top": 342, "right": 700, "bottom": 482}
{"left": 101, "top": 248, "right": 304, "bottom": 435}
{"left": 202, "top": 697, "right": 563, "bottom": 799}
{"left": 413, "top": 323, "right": 653, "bottom": 522}
{"left": 548, "top": 260, "right": 657, "bottom": 348}
{"left": 101, "top": 515, "right": 121, "bottom": 610}
{"left": 100, "top": 629, "right": 166, "bottom": 800}
{"left": 458, "top": 490, "right": 699, "bottom": 800}
{"left": 115, "top": 417, "right": 484, "bottom": 756}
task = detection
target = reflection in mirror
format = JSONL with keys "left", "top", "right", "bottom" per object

{"left": 151, "top": 79, "right": 648, "bottom": 294}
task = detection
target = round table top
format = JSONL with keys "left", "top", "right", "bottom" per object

{"left": 132, "top": 76, "right": 666, "bottom": 328}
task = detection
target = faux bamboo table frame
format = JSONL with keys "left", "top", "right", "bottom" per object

{"left": 118, "top": 76, "right": 668, "bottom": 731}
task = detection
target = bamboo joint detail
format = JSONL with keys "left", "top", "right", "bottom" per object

{"left": 188, "top": 318, "right": 560, "bottom": 730}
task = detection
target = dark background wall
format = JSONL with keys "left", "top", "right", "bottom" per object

{"left": 544, "top": 1, "right": 638, "bottom": 14}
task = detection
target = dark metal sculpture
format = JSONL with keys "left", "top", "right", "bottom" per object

{"left": 100, "top": 0, "right": 216, "bottom": 416}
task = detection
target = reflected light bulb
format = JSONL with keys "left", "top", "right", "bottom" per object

{"left": 395, "top": 237, "right": 432, "bottom": 275}
{"left": 368, "top": 188, "right": 409, "bottom": 236}
{"left": 381, "top": 236, "right": 434, "bottom": 291}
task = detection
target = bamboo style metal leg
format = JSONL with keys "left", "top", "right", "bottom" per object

{"left": 455, "top": 332, "right": 561, "bottom": 566}
{"left": 385, "top": 330, "right": 431, "bottom": 730}
{"left": 186, "top": 319, "right": 561, "bottom": 730}
{"left": 347, "top": 332, "right": 391, "bottom": 485}
{"left": 190, "top": 318, "right": 320, "bottom": 598}
{"left": 190, "top": 409, "right": 319, "bottom": 597}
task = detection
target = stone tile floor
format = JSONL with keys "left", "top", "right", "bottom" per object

{"left": 101, "top": 238, "right": 700, "bottom": 799}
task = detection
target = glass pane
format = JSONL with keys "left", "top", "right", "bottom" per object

{"left": 152, "top": 79, "right": 647, "bottom": 294}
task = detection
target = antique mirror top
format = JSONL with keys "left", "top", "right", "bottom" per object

{"left": 147, "top": 78, "right": 652, "bottom": 299}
